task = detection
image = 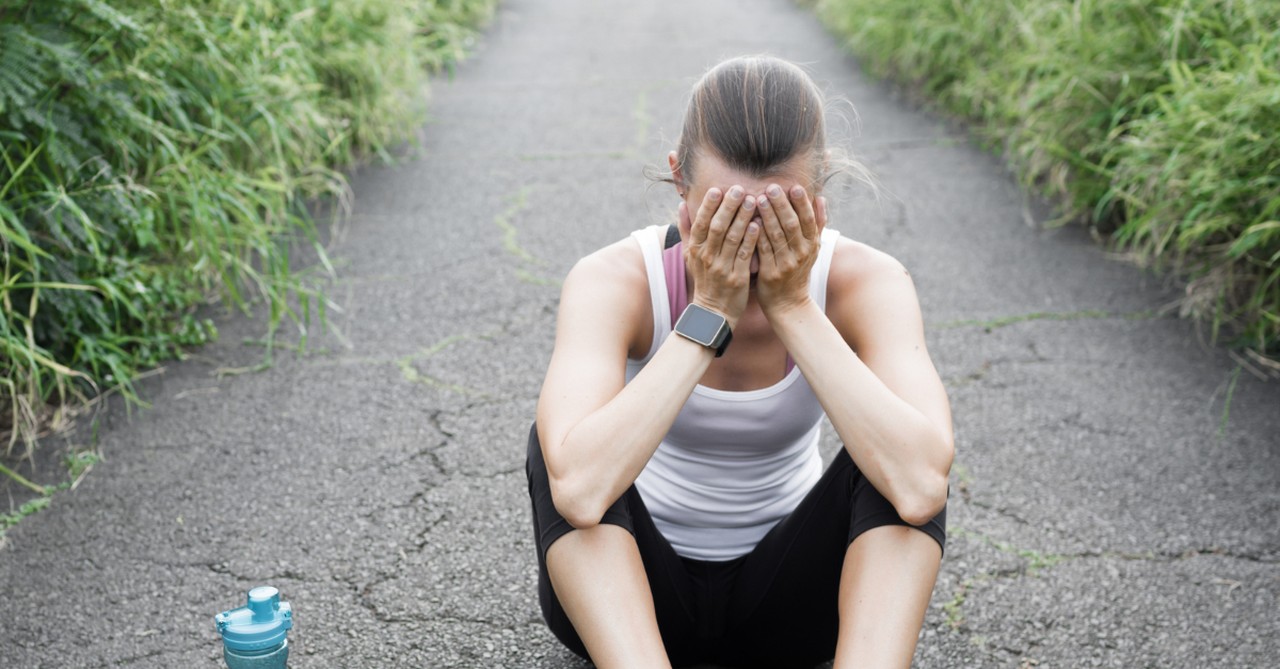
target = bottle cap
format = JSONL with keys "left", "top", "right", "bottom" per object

{"left": 215, "top": 586, "right": 293, "bottom": 652}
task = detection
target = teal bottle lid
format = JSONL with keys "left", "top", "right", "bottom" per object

{"left": 215, "top": 586, "right": 293, "bottom": 652}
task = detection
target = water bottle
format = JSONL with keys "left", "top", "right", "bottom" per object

{"left": 215, "top": 586, "right": 293, "bottom": 669}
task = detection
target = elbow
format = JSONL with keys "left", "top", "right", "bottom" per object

{"left": 897, "top": 428, "right": 954, "bottom": 526}
{"left": 548, "top": 475, "right": 607, "bottom": 530}
{"left": 559, "top": 505, "right": 605, "bottom": 531}
{"left": 895, "top": 470, "right": 951, "bottom": 527}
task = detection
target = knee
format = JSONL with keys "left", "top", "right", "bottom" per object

{"left": 546, "top": 523, "right": 636, "bottom": 564}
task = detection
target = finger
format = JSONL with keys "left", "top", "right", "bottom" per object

{"left": 755, "top": 193, "right": 780, "bottom": 232}
{"left": 717, "top": 189, "right": 756, "bottom": 264}
{"left": 755, "top": 222, "right": 776, "bottom": 273}
{"left": 789, "top": 184, "right": 818, "bottom": 242}
{"left": 735, "top": 219, "right": 761, "bottom": 274}
{"left": 689, "top": 188, "right": 722, "bottom": 246}
{"left": 766, "top": 184, "right": 801, "bottom": 244}
{"left": 706, "top": 185, "right": 745, "bottom": 253}
{"left": 758, "top": 191, "right": 791, "bottom": 258}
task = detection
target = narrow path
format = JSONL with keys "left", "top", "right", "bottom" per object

{"left": 2, "top": 1, "right": 1276, "bottom": 667}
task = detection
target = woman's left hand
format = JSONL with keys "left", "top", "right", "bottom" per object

{"left": 754, "top": 184, "right": 826, "bottom": 317}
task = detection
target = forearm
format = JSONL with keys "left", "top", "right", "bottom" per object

{"left": 541, "top": 334, "right": 715, "bottom": 528}
{"left": 767, "top": 299, "right": 952, "bottom": 524}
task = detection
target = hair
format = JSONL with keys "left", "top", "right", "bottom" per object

{"left": 661, "top": 55, "right": 875, "bottom": 196}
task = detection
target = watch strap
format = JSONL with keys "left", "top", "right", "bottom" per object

{"left": 674, "top": 303, "right": 733, "bottom": 357}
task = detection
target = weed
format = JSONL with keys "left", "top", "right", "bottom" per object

{"left": 936, "top": 309, "right": 1117, "bottom": 332}
{"left": 1216, "top": 365, "right": 1242, "bottom": 440}
{"left": 952, "top": 527, "right": 1068, "bottom": 574}
{"left": 0, "top": 0, "right": 498, "bottom": 485}
{"left": 942, "top": 575, "right": 980, "bottom": 628}
{"left": 395, "top": 333, "right": 494, "bottom": 397}
{"left": 494, "top": 186, "right": 562, "bottom": 286}
{"left": 815, "top": 0, "right": 1280, "bottom": 357}
{"left": 0, "top": 496, "right": 51, "bottom": 542}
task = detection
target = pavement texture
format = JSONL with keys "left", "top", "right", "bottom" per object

{"left": 2, "top": 0, "right": 1278, "bottom": 667}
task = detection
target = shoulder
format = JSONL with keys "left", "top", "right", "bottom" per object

{"left": 558, "top": 234, "right": 653, "bottom": 358}
{"left": 826, "top": 237, "right": 924, "bottom": 346}
{"left": 564, "top": 234, "right": 649, "bottom": 297}
{"left": 827, "top": 237, "right": 914, "bottom": 302}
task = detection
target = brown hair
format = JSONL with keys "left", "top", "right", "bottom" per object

{"left": 677, "top": 56, "right": 824, "bottom": 187}
{"left": 666, "top": 55, "right": 871, "bottom": 195}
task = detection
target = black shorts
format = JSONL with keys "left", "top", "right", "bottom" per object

{"left": 525, "top": 424, "right": 946, "bottom": 668}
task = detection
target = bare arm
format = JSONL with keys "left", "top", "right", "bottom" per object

{"left": 536, "top": 248, "right": 714, "bottom": 528}
{"left": 754, "top": 187, "right": 953, "bottom": 525}
{"left": 768, "top": 251, "right": 953, "bottom": 524}
{"left": 537, "top": 188, "right": 761, "bottom": 528}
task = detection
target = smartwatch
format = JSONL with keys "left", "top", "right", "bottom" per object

{"left": 674, "top": 303, "right": 732, "bottom": 357}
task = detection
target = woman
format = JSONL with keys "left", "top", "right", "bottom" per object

{"left": 526, "top": 55, "right": 953, "bottom": 669}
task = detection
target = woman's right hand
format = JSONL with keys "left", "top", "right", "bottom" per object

{"left": 682, "top": 185, "right": 760, "bottom": 329}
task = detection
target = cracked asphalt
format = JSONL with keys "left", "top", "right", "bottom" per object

{"left": 2, "top": 0, "right": 1278, "bottom": 667}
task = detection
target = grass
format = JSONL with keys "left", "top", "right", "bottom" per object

{"left": 935, "top": 309, "right": 1122, "bottom": 331}
{"left": 812, "top": 0, "right": 1280, "bottom": 357}
{"left": 952, "top": 527, "right": 1068, "bottom": 574}
{"left": 0, "top": 448, "right": 98, "bottom": 545}
{"left": 1217, "top": 364, "right": 1242, "bottom": 440}
{"left": 942, "top": 574, "right": 981, "bottom": 629}
{"left": 0, "top": 0, "right": 497, "bottom": 487}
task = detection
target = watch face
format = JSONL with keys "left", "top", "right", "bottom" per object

{"left": 678, "top": 305, "right": 726, "bottom": 345}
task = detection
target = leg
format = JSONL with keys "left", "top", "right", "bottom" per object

{"left": 527, "top": 424, "right": 702, "bottom": 666}
{"left": 546, "top": 525, "right": 672, "bottom": 669}
{"left": 717, "top": 450, "right": 945, "bottom": 668}
{"left": 833, "top": 525, "right": 942, "bottom": 669}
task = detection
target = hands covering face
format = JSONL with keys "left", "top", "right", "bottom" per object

{"left": 682, "top": 183, "right": 827, "bottom": 327}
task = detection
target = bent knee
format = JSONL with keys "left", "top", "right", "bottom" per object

{"left": 853, "top": 524, "right": 943, "bottom": 560}
{"left": 547, "top": 522, "right": 637, "bottom": 560}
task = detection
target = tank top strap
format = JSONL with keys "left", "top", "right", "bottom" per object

{"left": 628, "top": 225, "right": 672, "bottom": 364}
{"left": 810, "top": 227, "right": 840, "bottom": 311}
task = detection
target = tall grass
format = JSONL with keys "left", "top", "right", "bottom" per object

{"left": 0, "top": 0, "right": 495, "bottom": 472}
{"left": 814, "top": 0, "right": 1280, "bottom": 357}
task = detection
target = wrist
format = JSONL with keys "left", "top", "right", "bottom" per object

{"left": 675, "top": 303, "right": 734, "bottom": 357}
{"left": 761, "top": 293, "right": 816, "bottom": 322}
{"left": 689, "top": 296, "right": 740, "bottom": 331}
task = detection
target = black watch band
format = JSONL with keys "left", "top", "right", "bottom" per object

{"left": 674, "top": 303, "right": 733, "bottom": 357}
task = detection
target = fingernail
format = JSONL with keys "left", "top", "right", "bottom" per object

{"left": 768, "top": 185, "right": 783, "bottom": 198}
{"left": 708, "top": 188, "right": 721, "bottom": 201}
{"left": 757, "top": 195, "right": 769, "bottom": 207}
{"left": 791, "top": 185, "right": 804, "bottom": 198}
{"left": 728, "top": 186, "right": 743, "bottom": 198}
{"left": 742, "top": 197, "right": 754, "bottom": 210}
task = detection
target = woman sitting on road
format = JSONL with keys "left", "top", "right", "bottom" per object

{"left": 526, "top": 55, "right": 953, "bottom": 669}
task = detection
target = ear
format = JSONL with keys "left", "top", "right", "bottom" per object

{"left": 668, "top": 151, "right": 685, "bottom": 197}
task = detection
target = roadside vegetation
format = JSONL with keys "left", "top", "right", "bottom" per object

{"left": 0, "top": 0, "right": 496, "bottom": 492}
{"left": 812, "top": 0, "right": 1279, "bottom": 364}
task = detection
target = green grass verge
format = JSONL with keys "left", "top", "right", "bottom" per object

{"left": 0, "top": 0, "right": 495, "bottom": 473}
{"left": 812, "top": 0, "right": 1279, "bottom": 356}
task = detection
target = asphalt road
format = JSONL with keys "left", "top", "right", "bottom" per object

{"left": 2, "top": 0, "right": 1278, "bottom": 667}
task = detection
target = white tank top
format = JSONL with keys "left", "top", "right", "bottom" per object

{"left": 625, "top": 224, "right": 841, "bottom": 561}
